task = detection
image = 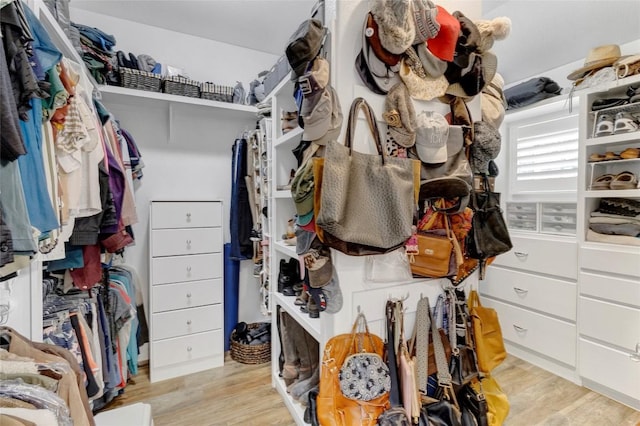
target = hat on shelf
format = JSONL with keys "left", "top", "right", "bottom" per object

{"left": 302, "top": 85, "right": 343, "bottom": 145}
{"left": 426, "top": 5, "right": 460, "bottom": 62}
{"left": 470, "top": 121, "right": 502, "bottom": 175}
{"left": 299, "top": 57, "right": 330, "bottom": 117}
{"left": 473, "top": 16, "right": 512, "bottom": 53}
{"left": 383, "top": 82, "right": 417, "bottom": 148}
{"left": 286, "top": 19, "right": 327, "bottom": 81}
{"left": 414, "top": 111, "right": 449, "bottom": 164}
{"left": 370, "top": 0, "right": 416, "bottom": 54}
{"left": 567, "top": 44, "right": 622, "bottom": 81}
{"left": 399, "top": 49, "right": 449, "bottom": 101}
{"left": 410, "top": 0, "right": 440, "bottom": 45}
{"left": 357, "top": 13, "right": 401, "bottom": 94}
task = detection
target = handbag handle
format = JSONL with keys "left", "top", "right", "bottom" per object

{"left": 468, "top": 290, "right": 481, "bottom": 310}
{"left": 386, "top": 300, "right": 402, "bottom": 407}
{"left": 344, "top": 312, "right": 377, "bottom": 356}
{"left": 344, "top": 97, "right": 387, "bottom": 165}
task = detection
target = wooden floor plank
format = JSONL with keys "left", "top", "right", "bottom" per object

{"left": 103, "top": 354, "right": 640, "bottom": 425}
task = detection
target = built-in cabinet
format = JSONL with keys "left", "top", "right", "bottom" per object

{"left": 149, "top": 201, "right": 225, "bottom": 382}
{"left": 577, "top": 75, "right": 640, "bottom": 410}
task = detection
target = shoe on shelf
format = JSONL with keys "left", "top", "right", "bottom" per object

{"left": 591, "top": 174, "right": 615, "bottom": 190}
{"left": 594, "top": 113, "right": 614, "bottom": 137}
{"left": 620, "top": 147, "right": 640, "bottom": 159}
{"left": 591, "top": 97, "right": 628, "bottom": 111}
{"left": 613, "top": 111, "right": 639, "bottom": 134}
{"left": 250, "top": 228, "right": 262, "bottom": 242}
{"left": 610, "top": 171, "right": 638, "bottom": 190}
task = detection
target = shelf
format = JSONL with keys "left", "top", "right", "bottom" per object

{"left": 273, "top": 376, "right": 307, "bottom": 426}
{"left": 588, "top": 158, "right": 640, "bottom": 167}
{"left": 585, "top": 132, "right": 640, "bottom": 147}
{"left": 274, "top": 241, "right": 298, "bottom": 258}
{"left": 582, "top": 74, "right": 640, "bottom": 96}
{"left": 274, "top": 190, "right": 293, "bottom": 199}
{"left": 584, "top": 189, "right": 640, "bottom": 198}
{"left": 275, "top": 127, "right": 303, "bottom": 147}
{"left": 99, "top": 85, "right": 258, "bottom": 115}
{"left": 264, "top": 73, "right": 294, "bottom": 103}
{"left": 273, "top": 292, "right": 321, "bottom": 341}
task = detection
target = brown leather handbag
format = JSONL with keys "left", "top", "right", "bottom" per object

{"left": 317, "top": 313, "right": 389, "bottom": 426}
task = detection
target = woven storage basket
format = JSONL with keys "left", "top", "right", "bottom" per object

{"left": 230, "top": 323, "right": 271, "bottom": 365}
{"left": 119, "top": 67, "right": 162, "bottom": 92}
{"left": 200, "top": 82, "right": 234, "bottom": 103}
{"left": 163, "top": 75, "right": 201, "bottom": 98}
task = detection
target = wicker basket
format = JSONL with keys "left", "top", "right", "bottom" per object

{"left": 230, "top": 322, "right": 271, "bottom": 365}
{"left": 119, "top": 67, "right": 162, "bottom": 92}
{"left": 200, "top": 82, "right": 234, "bottom": 103}
{"left": 163, "top": 75, "right": 201, "bottom": 98}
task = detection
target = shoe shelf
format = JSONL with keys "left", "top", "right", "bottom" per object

{"left": 273, "top": 376, "right": 307, "bottom": 426}
{"left": 274, "top": 240, "right": 298, "bottom": 258}
{"left": 275, "top": 127, "right": 303, "bottom": 147}
{"left": 273, "top": 292, "right": 321, "bottom": 341}
{"left": 583, "top": 189, "right": 640, "bottom": 198}
{"left": 589, "top": 101, "right": 640, "bottom": 118}
{"left": 274, "top": 190, "right": 293, "bottom": 199}
{"left": 585, "top": 131, "right": 640, "bottom": 147}
{"left": 587, "top": 158, "right": 640, "bottom": 191}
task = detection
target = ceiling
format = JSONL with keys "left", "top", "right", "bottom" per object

{"left": 71, "top": 0, "right": 640, "bottom": 85}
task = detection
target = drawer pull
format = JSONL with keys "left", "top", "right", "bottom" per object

{"left": 186, "top": 293, "right": 192, "bottom": 298}
{"left": 186, "top": 239, "right": 192, "bottom": 248}
{"left": 186, "top": 266, "right": 192, "bottom": 273}
{"left": 187, "top": 346, "right": 193, "bottom": 352}
{"left": 631, "top": 343, "right": 640, "bottom": 362}
{"left": 513, "top": 287, "right": 529, "bottom": 296}
{"left": 513, "top": 324, "right": 527, "bottom": 333}
{"left": 514, "top": 252, "right": 528, "bottom": 259}
{"left": 186, "top": 212, "right": 192, "bottom": 222}
{"left": 186, "top": 320, "right": 192, "bottom": 325}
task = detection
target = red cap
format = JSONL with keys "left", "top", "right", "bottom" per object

{"left": 427, "top": 6, "right": 460, "bottom": 62}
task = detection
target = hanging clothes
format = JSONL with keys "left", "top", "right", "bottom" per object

{"left": 230, "top": 137, "right": 253, "bottom": 260}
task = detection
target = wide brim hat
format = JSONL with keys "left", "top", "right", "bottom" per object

{"left": 399, "top": 57, "right": 448, "bottom": 101}
{"left": 302, "top": 86, "right": 343, "bottom": 145}
{"left": 567, "top": 44, "right": 621, "bottom": 81}
{"left": 360, "top": 14, "right": 401, "bottom": 94}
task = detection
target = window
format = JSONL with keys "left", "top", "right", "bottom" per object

{"left": 506, "top": 97, "right": 579, "bottom": 195}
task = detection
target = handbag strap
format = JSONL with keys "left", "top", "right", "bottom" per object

{"left": 413, "top": 297, "right": 430, "bottom": 395}
{"left": 344, "top": 312, "right": 377, "bottom": 358}
{"left": 386, "top": 300, "right": 402, "bottom": 408}
{"left": 468, "top": 290, "right": 481, "bottom": 310}
{"left": 344, "top": 97, "right": 387, "bottom": 165}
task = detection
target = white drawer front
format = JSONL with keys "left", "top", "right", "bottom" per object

{"left": 151, "top": 330, "right": 222, "bottom": 368}
{"left": 151, "top": 253, "right": 221, "bottom": 285}
{"left": 152, "top": 228, "right": 222, "bottom": 257}
{"left": 580, "top": 245, "right": 640, "bottom": 278}
{"left": 152, "top": 279, "right": 223, "bottom": 313}
{"left": 579, "top": 297, "right": 640, "bottom": 351}
{"left": 483, "top": 298, "right": 576, "bottom": 366}
{"left": 580, "top": 272, "right": 640, "bottom": 308}
{"left": 152, "top": 305, "right": 222, "bottom": 341}
{"left": 482, "top": 267, "right": 576, "bottom": 321}
{"left": 491, "top": 236, "right": 577, "bottom": 280}
{"left": 151, "top": 201, "right": 222, "bottom": 229}
{"left": 579, "top": 338, "right": 640, "bottom": 401}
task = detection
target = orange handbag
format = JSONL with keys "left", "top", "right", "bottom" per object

{"left": 317, "top": 313, "right": 390, "bottom": 426}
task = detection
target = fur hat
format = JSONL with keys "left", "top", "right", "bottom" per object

{"left": 383, "top": 82, "right": 417, "bottom": 148}
{"left": 470, "top": 121, "right": 501, "bottom": 175}
{"left": 473, "top": 17, "right": 512, "bottom": 53}
{"left": 370, "top": 0, "right": 416, "bottom": 54}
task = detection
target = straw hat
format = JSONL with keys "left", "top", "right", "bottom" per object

{"left": 567, "top": 44, "right": 622, "bottom": 81}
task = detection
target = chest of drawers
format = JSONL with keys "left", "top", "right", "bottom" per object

{"left": 149, "top": 201, "right": 224, "bottom": 383}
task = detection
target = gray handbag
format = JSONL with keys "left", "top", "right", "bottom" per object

{"left": 317, "top": 97, "right": 419, "bottom": 251}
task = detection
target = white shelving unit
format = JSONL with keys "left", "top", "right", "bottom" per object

{"left": 576, "top": 74, "right": 640, "bottom": 410}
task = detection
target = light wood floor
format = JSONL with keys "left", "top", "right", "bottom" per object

{"left": 105, "top": 354, "right": 640, "bottom": 426}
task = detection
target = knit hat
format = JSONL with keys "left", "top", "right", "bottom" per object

{"left": 470, "top": 121, "right": 501, "bottom": 174}
{"left": 399, "top": 51, "right": 448, "bottom": 101}
{"left": 299, "top": 57, "right": 330, "bottom": 116}
{"left": 415, "top": 111, "right": 449, "bottom": 164}
{"left": 426, "top": 5, "right": 460, "bottom": 62}
{"left": 473, "top": 17, "right": 512, "bottom": 53}
{"left": 286, "top": 19, "right": 326, "bottom": 80}
{"left": 383, "top": 82, "right": 416, "bottom": 148}
{"left": 411, "top": 0, "right": 440, "bottom": 44}
{"left": 481, "top": 72, "right": 507, "bottom": 128}
{"left": 370, "top": 0, "right": 416, "bottom": 54}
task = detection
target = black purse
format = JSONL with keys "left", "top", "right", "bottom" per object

{"left": 466, "top": 174, "right": 512, "bottom": 279}
{"left": 459, "top": 383, "right": 489, "bottom": 426}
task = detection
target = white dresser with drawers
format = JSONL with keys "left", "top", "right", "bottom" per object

{"left": 149, "top": 200, "right": 224, "bottom": 382}
{"left": 480, "top": 233, "right": 579, "bottom": 382}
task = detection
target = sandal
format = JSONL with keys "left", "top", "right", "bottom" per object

{"left": 620, "top": 147, "right": 640, "bottom": 159}
{"left": 591, "top": 174, "right": 614, "bottom": 190}
{"left": 589, "top": 153, "right": 607, "bottom": 162}
{"left": 610, "top": 171, "right": 638, "bottom": 190}
{"left": 594, "top": 113, "right": 614, "bottom": 137}
{"left": 604, "top": 151, "right": 620, "bottom": 161}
